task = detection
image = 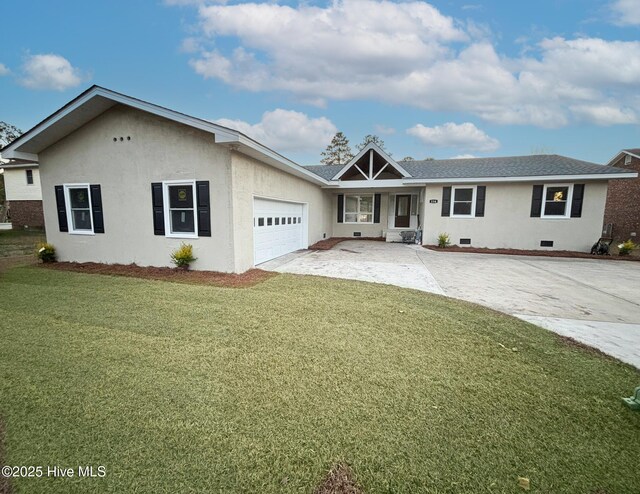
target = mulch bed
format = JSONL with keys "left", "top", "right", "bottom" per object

{"left": 424, "top": 245, "right": 640, "bottom": 261}
{"left": 309, "top": 237, "right": 385, "bottom": 250}
{"left": 39, "top": 262, "right": 277, "bottom": 288}
{"left": 313, "top": 463, "right": 364, "bottom": 494}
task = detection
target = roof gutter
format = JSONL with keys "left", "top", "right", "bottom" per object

{"left": 402, "top": 172, "right": 638, "bottom": 184}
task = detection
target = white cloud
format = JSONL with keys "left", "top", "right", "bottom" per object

{"left": 0, "top": 63, "right": 9, "bottom": 76}
{"left": 214, "top": 109, "right": 337, "bottom": 153}
{"left": 611, "top": 0, "right": 640, "bottom": 26}
{"left": 177, "top": 0, "right": 640, "bottom": 127}
{"left": 407, "top": 122, "right": 500, "bottom": 152}
{"left": 374, "top": 124, "right": 396, "bottom": 135}
{"left": 450, "top": 154, "right": 476, "bottom": 159}
{"left": 19, "top": 54, "right": 85, "bottom": 91}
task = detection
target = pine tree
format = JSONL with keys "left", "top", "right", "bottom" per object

{"left": 320, "top": 132, "right": 354, "bottom": 165}
{"left": 357, "top": 134, "right": 388, "bottom": 153}
{"left": 0, "top": 121, "right": 22, "bottom": 148}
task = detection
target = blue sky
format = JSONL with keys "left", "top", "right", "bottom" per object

{"left": 0, "top": 0, "right": 639, "bottom": 165}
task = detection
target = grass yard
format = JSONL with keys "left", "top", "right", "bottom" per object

{"left": 0, "top": 267, "right": 639, "bottom": 493}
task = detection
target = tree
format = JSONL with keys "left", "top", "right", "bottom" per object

{"left": 0, "top": 121, "right": 22, "bottom": 148}
{"left": 400, "top": 156, "right": 415, "bottom": 162}
{"left": 357, "top": 134, "right": 388, "bottom": 153}
{"left": 320, "top": 132, "right": 354, "bottom": 165}
{"left": 0, "top": 122, "right": 23, "bottom": 223}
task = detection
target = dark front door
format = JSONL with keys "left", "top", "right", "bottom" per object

{"left": 395, "top": 194, "right": 411, "bottom": 228}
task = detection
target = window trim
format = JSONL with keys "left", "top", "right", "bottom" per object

{"left": 162, "top": 180, "right": 199, "bottom": 239}
{"left": 343, "top": 194, "right": 375, "bottom": 224}
{"left": 25, "top": 169, "right": 34, "bottom": 185}
{"left": 450, "top": 186, "right": 477, "bottom": 218}
{"left": 541, "top": 183, "right": 574, "bottom": 219}
{"left": 63, "top": 183, "right": 94, "bottom": 235}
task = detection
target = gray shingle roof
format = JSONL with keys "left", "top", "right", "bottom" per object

{"left": 303, "top": 164, "right": 345, "bottom": 180}
{"left": 304, "top": 154, "right": 629, "bottom": 181}
{"left": 623, "top": 148, "right": 640, "bottom": 156}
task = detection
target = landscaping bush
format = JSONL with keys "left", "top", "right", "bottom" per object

{"left": 36, "top": 242, "right": 56, "bottom": 263}
{"left": 437, "top": 232, "right": 450, "bottom": 248}
{"left": 170, "top": 243, "right": 197, "bottom": 269}
{"left": 618, "top": 239, "right": 636, "bottom": 256}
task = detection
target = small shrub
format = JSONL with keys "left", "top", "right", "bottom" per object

{"left": 36, "top": 242, "right": 56, "bottom": 263}
{"left": 618, "top": 239, "right": 635, "bottom": 256}
{"left": 437, "top": 232, "right": 451, "bottom": 248}
{"left": 171, "top": 243, "right": 197, "bottom": 268}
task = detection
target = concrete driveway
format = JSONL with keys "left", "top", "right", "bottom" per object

{"left": 261, "top": 240, "right": 640, "bottom": 368}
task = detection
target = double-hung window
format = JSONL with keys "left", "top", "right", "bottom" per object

{"left": 451, "top": 186, "right": 476, "bottom": 217}
{"left": 64, "top": 184, "right": 94, "bottom": 234}
{"left": 164, "top": 181, "right": 198, "bottom": 237}
{"left": 541, "top": 184, "right": 572, "bottom": 218}
{"left": 344, "top": 194, "right": 374, "bottom": 223}
{"left": 26, "top": 169, "right": 34, "bottom": 185}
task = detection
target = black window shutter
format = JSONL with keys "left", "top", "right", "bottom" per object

{"left": 151, "top": 183, "right": 165, "bottom": 235}
{"left": 373, "top": 193, "right": 381, "bottom": 223}
{"left": 441, "top": 187, "right": 451, "bottom": 217}
{"left": 475, "top": 186, "right": 486, "bottom": 217}
{"left": 54, "top": 185, "right": 68, "bottom": 232}
{"left": 530, "top": 185, "right": 543, "bottom": 217}
{"left": 337, "top": 194, "right": 344, "bottom": 223}
{"left": 196, "top": 180, "right": 211, "bottom": 236}
{"left": 90, "top": 184, "right": 105, "bottom": 233}
{"left": 571, "top": 184, "right": 585, "bottom": 218}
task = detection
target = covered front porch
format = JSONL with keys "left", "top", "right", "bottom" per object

{"left": 329, "top": 188, "right": 424, "bottom": 242}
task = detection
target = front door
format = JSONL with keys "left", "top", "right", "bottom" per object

{"left": 395, "top": 194, "right": 411, "bottom": 228}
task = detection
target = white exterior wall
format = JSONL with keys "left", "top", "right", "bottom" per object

{"left": 231, "top": 152, "right": 331, "bottom": 272}
{"left": 422, "top": 181, "right": 609, "bottom": 251}
{"left": 3, "top": 167, "right": 42, "bottom": 201}
{"left": 39, "top": 105, "right": 236, "bottom": 272}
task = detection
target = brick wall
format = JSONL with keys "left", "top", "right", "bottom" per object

{"left": 604, "top": 154, "right": 640, "bottom": 241}
{"left": 8, "top": 200, "right": 45, "bottom": 229}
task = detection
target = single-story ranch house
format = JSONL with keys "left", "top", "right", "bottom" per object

{"left": 1, "top": 86, "right": 637, "bottom": 272}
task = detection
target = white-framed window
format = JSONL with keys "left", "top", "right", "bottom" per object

{"left": 25, "top": 169, "right": 34, "bottom": 185}
{"left": 625, "top": 154, "right": 632, "bottom": 165}
{"left": 64, "top": 184, "right": 94, "bottom": 235}
{"left": 344, "top": 194, "right": 374, "bottom": 223}
{"left": 163, "top": 180, "right": 198, "bottom": 238}
{"left": 451, "top": 186, "right": 476, "bottom": 217}
{"left": 541, "top": 184, "right": 573, "bottom": 218}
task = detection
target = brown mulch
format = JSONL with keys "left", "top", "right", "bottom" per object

{"left": 424, "top": 245, "right": 640, "bottom": 261}
{"left": 314, "top": 463, "right": 364, "bottom": 494}
{"left": 310, "top": 237, "right": 385, "bottom": 250}
{"left": 39, "top": 262, "right": 278, "bottom": 288}
{"left": 0, "top": 417, "right": 13, "bottom": 494}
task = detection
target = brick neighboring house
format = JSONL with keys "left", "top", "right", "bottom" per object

{"left": 604, "top": 148, "right": 640, "bottom": 242}
{"left": 0, "top": 162, "right": 44, "bottom": 229}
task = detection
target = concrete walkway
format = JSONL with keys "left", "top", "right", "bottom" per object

{"left": 261, "top": 240, "right": 640, "bottom": 368}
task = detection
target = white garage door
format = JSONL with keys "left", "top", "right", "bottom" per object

{"left": 253, "top": 198, "right": 305, "bottom": 265}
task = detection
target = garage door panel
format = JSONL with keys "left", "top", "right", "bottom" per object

{"left": 254, "top": 198, "right": 305, "bottom": 265}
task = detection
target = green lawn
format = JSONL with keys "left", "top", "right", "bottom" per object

{"left": 0, "top": 267, "right": 638, "bottom": 493}
{"left": 0, "top": 229, "right": 46, "bottom": 258}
